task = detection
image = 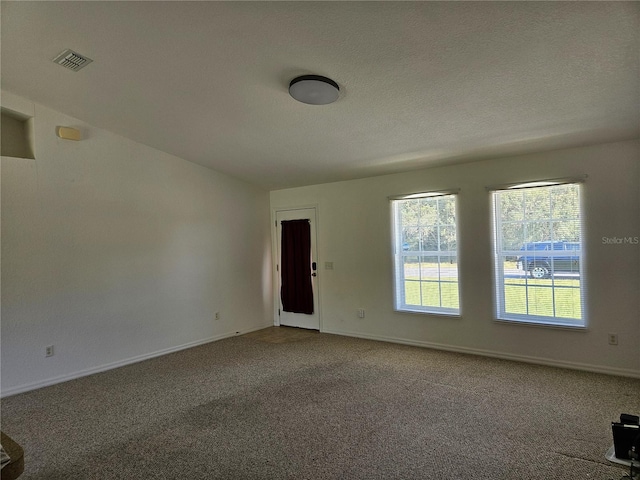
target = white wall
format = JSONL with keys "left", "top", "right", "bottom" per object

{"left": 1, "top": 92, "right": 273, "bottom": 396}
{"left": 271, "top": 140, "right": 640, "bottom": 377}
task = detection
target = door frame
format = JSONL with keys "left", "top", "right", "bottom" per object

{"left": 271, "top": 205, "right": 322, "bottom": 331}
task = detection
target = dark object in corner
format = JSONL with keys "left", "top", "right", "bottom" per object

{"left": 621, "top": 414, "right": 640, "bottom": 425}
{"left": 612, "top": 413, "right": 640, "bottom": 460}
{"left": 0, "top": 431, "right": 24, "bottom": 479}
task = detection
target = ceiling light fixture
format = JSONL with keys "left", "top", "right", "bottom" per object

{"left": 289, "top": 75, "right": 339, "bottom": 105}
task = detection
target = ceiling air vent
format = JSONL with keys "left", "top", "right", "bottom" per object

{"left": 52, "top": 49, "right": 93, "bottom": 72}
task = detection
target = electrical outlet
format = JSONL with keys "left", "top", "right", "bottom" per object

{"left": 45, "top": 345, "right": 54, "bottom": 357}
{"left": 215, "top": 312, "right": 220, "bottom": 321}
{"left": 608, "top": 333, "right": 618, "bottom": 346}
{"left": 357, "top": 308, "right": 365, "bottom": 319}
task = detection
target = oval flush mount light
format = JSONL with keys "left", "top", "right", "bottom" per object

{"left": 289, "top": 75, "right": 340, "bottom": 105}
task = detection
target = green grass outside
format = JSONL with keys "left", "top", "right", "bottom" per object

{"left": 503, "top": 279, "right": 582, "bottom": 319}
{"left": 404, "top": 280, "right": 459, "bottom": 309}
{"left": 403, "top": 262, "right": 582, "bottom": 319}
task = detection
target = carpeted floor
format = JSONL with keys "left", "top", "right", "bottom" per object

{"left": 1, "top": 328, "right": 639, "bottom": 479}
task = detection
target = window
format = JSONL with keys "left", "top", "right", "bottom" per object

{"left": 391, "top": 192, "right": 460, "bottom": 315}
{"left": 491, "top": 180, "right": 586, "bottom": 327}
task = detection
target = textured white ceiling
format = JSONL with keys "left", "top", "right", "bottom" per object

{"left": 1, "top": 1, "right": 638, "bottom": 189}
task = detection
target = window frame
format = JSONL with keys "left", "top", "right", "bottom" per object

{"left": 390, "top": 190, "right": 461, "bottom": 316}
{"left": 489, "top": 178, "right": 587, "bottom": 328}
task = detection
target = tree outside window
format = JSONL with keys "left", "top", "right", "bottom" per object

{"left": 492, "top": 183, "right": 585, "bottom": 327}
{"left": 392, "top": 193, "right": 460, "bottom": 315}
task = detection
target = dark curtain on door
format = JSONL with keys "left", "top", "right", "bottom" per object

{"left": 281, "top": 219, "right": 314, "bottom": 314}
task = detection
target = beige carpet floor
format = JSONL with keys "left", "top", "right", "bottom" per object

{"left": 2, "top": 328, "right": 639, "bottom": 479}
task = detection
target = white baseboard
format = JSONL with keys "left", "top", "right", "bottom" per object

{"left": 5, "top": 323, "right": 635, "bottom": 397}
{"left": 322, "top": 328, "right": 640, "bottom": 379}
{"left": 1, "top": 323, "right": 273, "bottom": 398}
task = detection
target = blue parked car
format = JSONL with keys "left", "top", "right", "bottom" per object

{"left": 516, "top": 241, "right": 580, "bottom": 279}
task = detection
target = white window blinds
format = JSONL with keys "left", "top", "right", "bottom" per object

{"left": 391, "top": 191, "right": 460, "bottom": 315}
{"left": 490, "top": 179, "right": 586, "bottom": 327}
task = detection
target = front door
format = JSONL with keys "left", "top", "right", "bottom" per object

{"left": 276, "top": 208, "right": 319, "bottom": 330}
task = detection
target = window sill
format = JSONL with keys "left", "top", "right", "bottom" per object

{"left": 395, "top": 308, "right": 461, "bottom": 318}
{"left": 494, "top": 317, "right": 586, "bottom": 330}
